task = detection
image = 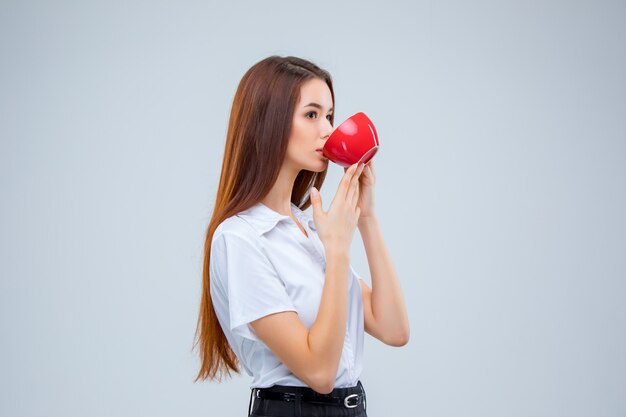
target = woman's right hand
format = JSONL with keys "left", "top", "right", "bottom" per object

{"left": 309, "top": 162, "right": 365, "bottom": 253}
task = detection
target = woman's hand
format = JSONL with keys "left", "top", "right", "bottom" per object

{"left": 344, "top": 159, "right": 376, "bottom": 222}
{"left": 310, "top": 162, "right": 365, "bottom": 253}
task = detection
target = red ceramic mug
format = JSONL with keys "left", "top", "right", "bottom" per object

{"left": 322, "top": 112, "right": 380, "bottom": 168}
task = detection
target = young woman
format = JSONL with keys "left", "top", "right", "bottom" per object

{"left": 193, "top": 55, "right": 410, "bottom": 417}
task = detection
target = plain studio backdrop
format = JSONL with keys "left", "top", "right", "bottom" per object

{"left": 1, "top": 1, "right": 624, "bottom": 416}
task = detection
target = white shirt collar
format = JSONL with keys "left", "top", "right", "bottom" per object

{"left": 237, "top": 201, "right": 317, "bottom": 236}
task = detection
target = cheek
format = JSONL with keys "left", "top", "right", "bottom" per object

{"left": 289, "top": 120, "right": 313, "bottom": 147}
{"left": 290, "top": 118, "right": 307, "bottom": 138}
{"left": 286, "top": 129, "right": 308, "bottom": 160}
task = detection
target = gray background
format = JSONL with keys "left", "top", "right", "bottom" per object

{"left": 1, "top": 0, "right": 624, "bottom": 416}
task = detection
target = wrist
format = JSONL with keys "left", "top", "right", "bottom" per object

{"left": 358, "top": 213, "right": 379, "bottom": 228}
{"left": 323, "top": 245, "right": 350, "bottom": 260}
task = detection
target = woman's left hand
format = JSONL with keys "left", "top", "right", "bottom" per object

{"left": 344, "top": 159, "right": 376, "bottom": 222}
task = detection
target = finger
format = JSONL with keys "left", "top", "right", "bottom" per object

{"left": 309, "top": 186, "right": 323, "bottom": 216}
{"left": 360, "top": 161, "right": 374, "bottom": 183}
{"left": 340, "top": 162, "right": 359, "bottom": 192}
{"left": 352, "top": 180, "right": 360, "bottom": 208}
{"left": 346, "top": 163, "right": 364, "bottom": 203}
{"left": 333, "top": 163, "right": 359, "bottom": 207}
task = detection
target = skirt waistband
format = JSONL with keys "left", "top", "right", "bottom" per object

{"left": 249, "top": 380, "right": 367, "bottom": 416}
{"left": 257, "top": 380, "right": 364, "bottom": 396}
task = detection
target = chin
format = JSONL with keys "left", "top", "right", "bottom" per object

{"left": 315, "top": 159, "right": 329, "bottom": 172}
{"left": 304, "top": 163, "right": 327, "bottom": 173}
{"left": 298, "top": 156, "right": 328, "bottom": 173}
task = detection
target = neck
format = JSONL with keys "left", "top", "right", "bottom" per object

{"left": 261, "top": 162, "right": 300, "bottom": 217}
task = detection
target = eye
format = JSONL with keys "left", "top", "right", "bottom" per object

{"left": 306, "top": 111, "right": 334, "bottom": 122}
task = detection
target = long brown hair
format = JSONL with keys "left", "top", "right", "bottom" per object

{"left": 192, "top": 55, "right": 335, "bottom": 382}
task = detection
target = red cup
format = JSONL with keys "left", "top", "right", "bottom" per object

{"left": 322, "top": 112, "right": 380, "bottom": 168}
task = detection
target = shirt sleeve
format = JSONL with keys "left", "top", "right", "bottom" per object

{"left": 210, "top": 231, "right": 298, "bottom": 342}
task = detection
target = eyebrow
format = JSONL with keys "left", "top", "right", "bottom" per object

{"left": 303, "top": 102, "right": 334, "bottom": 112}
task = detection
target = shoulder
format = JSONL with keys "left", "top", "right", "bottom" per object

{"left": 212, "top": 214, "right": 262, "bottom": 251}
{"left": 209, "top": 215, "right": 267, "bottom": 285}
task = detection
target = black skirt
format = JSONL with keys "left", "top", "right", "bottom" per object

{"left": 248, "top": 380, "right": 368, "bottom": 417}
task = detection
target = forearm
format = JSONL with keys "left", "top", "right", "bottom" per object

{"left": 307, "top": 249, "right": 350, "bottom": 387}
{"left": 358, "top": 215, "right": 410, "bottom": 344}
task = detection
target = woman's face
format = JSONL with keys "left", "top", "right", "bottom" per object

{"left": 285, "top": 78, "right": 334, "bottom": 173}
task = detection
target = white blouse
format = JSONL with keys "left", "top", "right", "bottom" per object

{"left": 209, "top": 201, "right": 365, "bottom": 390}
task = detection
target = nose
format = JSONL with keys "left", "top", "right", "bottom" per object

{"left": 322, "top": 124, "right": 334, "bottom": 141}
